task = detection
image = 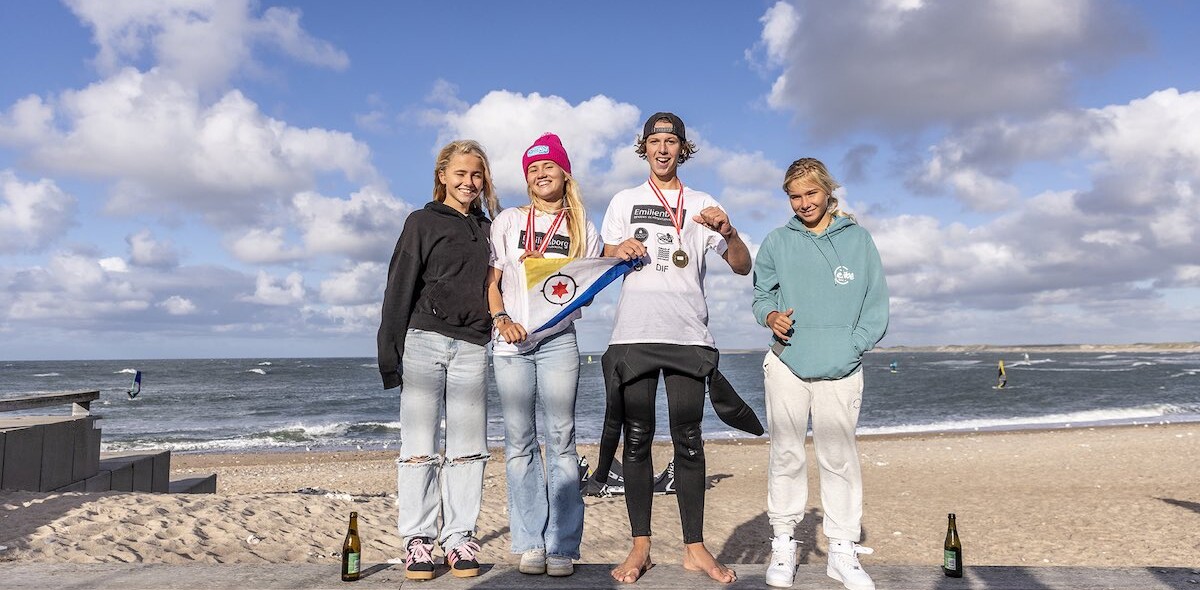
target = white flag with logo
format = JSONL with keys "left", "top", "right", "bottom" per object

{"left": 513, "top": 257, "right": 638, "bottom": 352}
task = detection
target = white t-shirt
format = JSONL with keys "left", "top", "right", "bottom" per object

{"left": 490, "top": 205, "right": 602, "bottom": 356}
{"left": 601, "top": 181, "right": 728, "bottom": 347}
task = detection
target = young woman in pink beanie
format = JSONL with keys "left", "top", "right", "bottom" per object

{"left": 485, "top": 132, "right": 601, "bottom": 577}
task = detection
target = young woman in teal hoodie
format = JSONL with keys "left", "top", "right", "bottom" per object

{"left": 752, "top": 158, "right": 888, "bottom": 590}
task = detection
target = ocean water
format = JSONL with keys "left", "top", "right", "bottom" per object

{"left": 2, "top": 351, "right": 1198, "bottom": 454}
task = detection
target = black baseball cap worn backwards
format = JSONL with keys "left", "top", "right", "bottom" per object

{"left": 642, "top": 111, "right": 686, "bottom": 142}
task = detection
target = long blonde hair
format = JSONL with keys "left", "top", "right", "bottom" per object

{"left": 527, "top": 173, "right": 588, "bottom": 258}
{"left": 433, "top": 139, "right": 500, "bottom": 217}
{"left": 783, "top": 157, "right": 853, "bottom": 220}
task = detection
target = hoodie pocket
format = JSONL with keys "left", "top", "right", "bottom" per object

{"left": 419, "top": 281, "right": 481, "bottom": 325}
{"left": 786, "top": 325, "right": 858, "bottom": 379}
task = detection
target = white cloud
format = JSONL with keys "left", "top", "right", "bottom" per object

{"left": 430, "top": 90, "right": 641, "bottom": 200}
{"left": 159, "top": 295, "right": 198, "bottom": 315}
{"left": 0, "top": 67, "right": 378, "bottom": 227}
{"left": 757, "top": 0, "right": 1144, "bottom": 135}
{"left": 225, "top": 227, "right": 304, "bottom": 264}
{"left": 0, "top": 96, "right": 55, "bottom": 145}
{"left": 98, "top": 257, "right": 129, "bottom": 273}
{"left": 64, "top": 0, "right": 348, "bottom": 92}
{"left": 241, "top": 270, "right": 305, "bottom": 306}
{"left": 318, "top": 262, "right": 386, "bottom": 305}
{"left": 700, "top": 148, "right": 786, "bottom": 218}
{"left": 746, "top": 1, "right": 800, "bottom": 71}
{"left": 5, "top": 252, "right": 150, "bottom": 320}
{"left": 127, "top": 229, "right": 179, "bottom": 268}
{"left": 292, "top": 186, "right": 411, "bottom": 260}
{"left": 0, "top": 171, "right": 77, "bottom": 254}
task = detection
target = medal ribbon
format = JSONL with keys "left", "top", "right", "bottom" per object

{"left": 647, "top": 176, "right": 685, "bottom": 243}
{"left": 524, "top": 207, "right": 568, "bottom": 255}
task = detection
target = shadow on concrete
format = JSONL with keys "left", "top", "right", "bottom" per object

{"left": 960, "top": 566, "right": 1052, "bottom": 590}
{"left": 714, "top": 508, "right": 824, "bottom": 566}
{"left": 1146, "top": 566, "right": 1199, "bottom": 590}
{"left": 1157, "top": 497, "right": 1200, "bottom": 514}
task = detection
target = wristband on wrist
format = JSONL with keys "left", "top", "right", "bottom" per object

{"left": 492, "top": 311, "right": 510, "bottom": 322}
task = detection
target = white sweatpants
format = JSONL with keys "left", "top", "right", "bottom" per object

{"left": 763, "top": 352, "right": 864, "bottom": 542}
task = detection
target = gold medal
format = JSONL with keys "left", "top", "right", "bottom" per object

{"left": 672, "top": 249, "right": 689, "bottom": 268}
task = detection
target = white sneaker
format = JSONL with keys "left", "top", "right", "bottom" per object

{"left": 546, "top": 554, "right": 574, "bottom": 577}
{"left": 518, "top": 547, "right": 546, "bottom": 575}
{"left": 827, "top": 539, "right": 875, "bottom": 590}
{"left": 765, "top": 534, "right": 799, "bottom": 588}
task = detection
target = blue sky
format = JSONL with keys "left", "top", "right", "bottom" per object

{"left": 2, "top": 0, "right": 1198, "bottom": 360}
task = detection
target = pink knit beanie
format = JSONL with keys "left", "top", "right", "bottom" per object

{"left": 521, "top": 132, "right": 572, "bottom": 175}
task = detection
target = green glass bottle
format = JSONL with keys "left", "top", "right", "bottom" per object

{"left": 943, "top": 512, "right": 963, "bottom": 578}
{"left": 341, "top": 511, "right": 361, "bottom": 582}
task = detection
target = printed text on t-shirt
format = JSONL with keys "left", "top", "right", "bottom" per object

{"left": 629, "top": 205, "right": 688, "bottom": 227}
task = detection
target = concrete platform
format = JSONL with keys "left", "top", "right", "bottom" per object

{"left": 0, "top": 563, "right": 1194, "bottom": 589}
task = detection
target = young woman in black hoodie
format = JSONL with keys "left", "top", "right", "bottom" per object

{"left": 377, "top": 139, "right": 499, "bottom": 580}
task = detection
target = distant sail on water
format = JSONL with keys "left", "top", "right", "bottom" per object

{"left": 127, "top": 370, "right": 142, "bottom": 399}
{"left": 996, "top": 360, "right": 1007, "bottom": 389}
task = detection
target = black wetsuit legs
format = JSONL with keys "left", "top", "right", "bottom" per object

{"left": 622, "top": 368, "right": 707, "bottom": 544}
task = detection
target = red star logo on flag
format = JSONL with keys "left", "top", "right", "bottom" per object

{"left": 551, "top": 281, "right": 569, "bottom": 298}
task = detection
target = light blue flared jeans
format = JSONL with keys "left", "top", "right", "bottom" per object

{"left": 396, "top": 329, "right": 488, "bottom": 551}
{"left": 492, "top": 329, "right": 584, "bottom": 560}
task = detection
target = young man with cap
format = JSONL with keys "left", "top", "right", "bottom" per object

{"left": 597, "top": 112, "right": 759, "bottom": 584}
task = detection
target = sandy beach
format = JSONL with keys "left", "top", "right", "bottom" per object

{"left": 1, "top": 423, "right": 1197, "bottom": 569}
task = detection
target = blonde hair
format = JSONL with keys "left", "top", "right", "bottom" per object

{"left": 433, "top": 140, "right": 500, "bottom": 217}
{"left": 526, "top": 173, "right": 588, "bottom": 259}
{"left": 783, "top": 157, "right": 852, "bottom": 220}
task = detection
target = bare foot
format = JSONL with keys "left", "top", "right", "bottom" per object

{"left": 682, "top": 542, "right": 736, "bottom": 584}
{"left": 611, "top": 537, "right": 653, "bottom": 584}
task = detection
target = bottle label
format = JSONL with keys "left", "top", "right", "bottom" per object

{"left": 944, "top": 550, "right": 957, "bottom": 569}
{"left": 347, "top": 552, "right": 360, "bottom": 574}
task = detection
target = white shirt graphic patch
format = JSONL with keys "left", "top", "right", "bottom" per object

{"left": 833, "top": 265, "right": 855, "bottom": 285}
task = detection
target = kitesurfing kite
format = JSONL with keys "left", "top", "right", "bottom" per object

{"left": 127, "top": 370, "right": 142, "bottom": 399}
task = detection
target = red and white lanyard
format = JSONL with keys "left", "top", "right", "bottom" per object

{"left": 524, "top": 207, "right": 568, "bottom": 255}
{"left": 648, "top": 176, "right": 685, "bottom": 242}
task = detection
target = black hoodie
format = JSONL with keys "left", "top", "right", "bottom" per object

{"left": 377, "top": 201, "right": 493, "bottom": 389}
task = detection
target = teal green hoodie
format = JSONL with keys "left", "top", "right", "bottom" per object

{"left": 752, "top": 214, "right": 889, "bottom": 380}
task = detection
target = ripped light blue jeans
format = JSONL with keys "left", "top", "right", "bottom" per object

{"left": 492, "top": 328, "right": 584, "bottom": 560}
{"left": 397, "top": 328, "right": 488, "bottom": 551}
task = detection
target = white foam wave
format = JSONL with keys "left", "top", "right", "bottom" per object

{"left": 245, "top": 368, "right": 267, "bottom": 375}
{"left": 1007, "top": 358, "right": 1053, "bottom": 367}
{"left": 257, "top": 361, "right": 272, "bottom": 366}
{"left": 1131, "top": 361, "right": 1155, "bottom": 367}
{"left": 1017, "top": 366, "right": 1135, "bottom": 373}
{"left": 858, "top": 404, "right": 1197, "bottom": 436}
{"left": 114, "top": 368, "right": 138, "bottom": 374}
{"left": 926, "top": 360, "right": 982, "bottom": 367}
{"left": 103, "top": 437, "right": 302, "bottom": 453}
{"left": 268, "top": 420, "right": 402, "bottom": 439}
{"left": 32, "top": 372, "right": 60, "bottom": 377}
